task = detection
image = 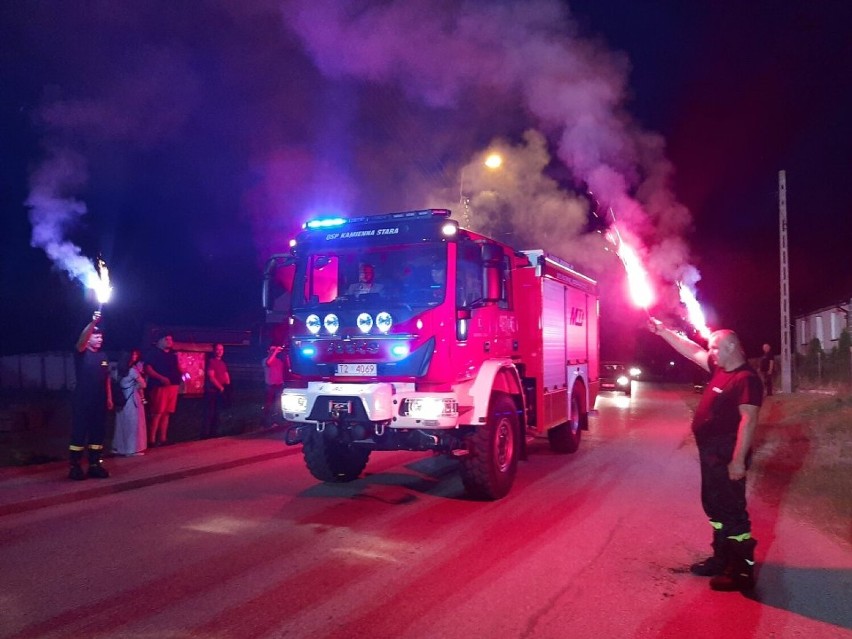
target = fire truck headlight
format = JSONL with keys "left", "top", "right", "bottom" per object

{"left": 281, "top": 393, "right": 307, "bottom": 413}
{"left": 402, "top": 397, "right": 458, "bottom": 419}
{"left": 357, "top": 312, "right": 373, "bottom": 334}
{"left": 324, "top": 313, "right": 339, "bottom": 335}
{"left": 441, "top": 222, "right": 458, "bottom": 237}
{"left": 376, "top": 311, "right": 392, "bottom": 333}
{"left": 306, "top": 314, "right": 321, "bottom": 335}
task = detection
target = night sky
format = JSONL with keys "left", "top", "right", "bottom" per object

{"left": 2, "top": 1, "right": 850, "bottom": 361}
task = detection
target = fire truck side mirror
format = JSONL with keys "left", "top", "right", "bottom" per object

{"left": 483, "top": 265, "right": 501, "bottom": 302}
{"left": 480, "top": 243, "right": 503, "bottom": 303}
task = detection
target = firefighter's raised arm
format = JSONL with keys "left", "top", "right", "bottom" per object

{"left": 648, "top": 317, "right": 710, "bottom": 372}
{"left": 76, "top": 311, "right": 102, "bottom": 352}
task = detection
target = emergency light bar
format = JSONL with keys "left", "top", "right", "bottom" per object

{"left": 303, "top": 208, "right": 451, "bottom": 231}
{"left": 305, "top": 217, "right": 348, "bottom": 230}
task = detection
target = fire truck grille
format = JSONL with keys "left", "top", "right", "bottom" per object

{"left": 308, "top": 396, "right": 369, "bottom": 422}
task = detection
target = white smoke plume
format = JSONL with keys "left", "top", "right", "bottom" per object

{"left": 23, "top": 40, "right": 201, "bottom": 304}
{"left": 282, "top": 0, "right": 697, "bottom": 298}
{"left": 26, "top": 148, "right": 100, "bottom": 291}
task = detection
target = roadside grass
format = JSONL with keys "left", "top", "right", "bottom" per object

{"left": 754, "top": 390, "right": 852, "bottom": 544}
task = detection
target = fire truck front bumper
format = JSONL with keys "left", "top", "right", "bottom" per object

{"left": 281, "top": 382, "right": 461, "bottom": 433}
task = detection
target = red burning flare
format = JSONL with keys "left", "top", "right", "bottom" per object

{"left": 678, "top": 282, "right": 711, "bottom": 339}
{"left": 604, "top": 227, "right": 655, "bottom": 311}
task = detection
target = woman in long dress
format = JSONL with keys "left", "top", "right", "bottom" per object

{"left": 112, "top": 350, "right": 148, "bottom": 456}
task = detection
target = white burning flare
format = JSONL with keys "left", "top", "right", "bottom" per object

{"left": 93, "top": 257, "right": 112, "bottom": 306}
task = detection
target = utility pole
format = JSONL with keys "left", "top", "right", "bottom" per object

{"left": 779, "top": 170, "right": 792, "bottom": 393}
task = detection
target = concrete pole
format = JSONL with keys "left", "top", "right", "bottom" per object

{"left": 779, "top": 170, "right": 793, "bottom": 393}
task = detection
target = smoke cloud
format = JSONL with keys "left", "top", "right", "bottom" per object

{"left": 16, "top": 0, "right": 703, "bottom": 337}
{"left": 282, "top": 0, "right": 697, "bottom": 300}
{"left": 26, "top": 148, "right": 100, "bottom": 291}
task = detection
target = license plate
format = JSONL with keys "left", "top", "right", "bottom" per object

{"left": 336, "top": 363, "right": 377, "bottom": 376}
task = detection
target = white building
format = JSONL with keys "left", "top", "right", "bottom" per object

{"left": 794, "top": 298, "right": 851, "bottom": 354}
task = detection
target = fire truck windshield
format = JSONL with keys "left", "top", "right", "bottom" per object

{"left": 292, "top": 244, "right": 448, "bottom": 309}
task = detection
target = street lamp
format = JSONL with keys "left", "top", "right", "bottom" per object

{"left": 459, "top": 152, "right": 504, "bottom": 229}
{"left": 484, "top": 153, "right": 503, "bottom": 169}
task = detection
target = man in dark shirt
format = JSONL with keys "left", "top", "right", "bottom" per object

{"left": 649, "top": 319, "right": 763, "bottom": 592}
{"left": 262, "top": 345, "right": 285, "bottom": 428}
{"left": 69, "top": 311, "right": 113, "bottom": 480}
{"left": 144, "top": 333, "right": 182, "bottom": 446}
{"left": 201, "top": 343, "right": 231, "bottom": 439}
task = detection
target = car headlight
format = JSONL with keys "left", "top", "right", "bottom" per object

{"left": 616, "top": 375, "right": 630, "bottom": 387}
{"left": 629, "top": 367, "right": 641, "bottom": 377}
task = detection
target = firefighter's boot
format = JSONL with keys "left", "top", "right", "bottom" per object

{"left": 690, "top": 528, "right": 727, "bottom": 576}
{"left": 710, "top": 537, "right": 757, "bottom": 592}
{"left": 68, "top": 449, "right": 86, "bottom": 481}
{"left": 86, "top": 447, "right": 110, "bottom": 479}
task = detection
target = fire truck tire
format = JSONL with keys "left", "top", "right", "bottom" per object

{"left": 547, "top": 388, "right": 583, "bottom": 454}
{"left": 460, "top": 393, "right": 519, "bottom": 500}
{"left": 302, "top": 432, "right": 371, "bottom": 483}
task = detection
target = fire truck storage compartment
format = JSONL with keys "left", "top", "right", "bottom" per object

{"left": 542, "top": 278, "right": 568, "bottom": 429}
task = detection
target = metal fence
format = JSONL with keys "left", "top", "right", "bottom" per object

{"left": 792, "top": 331, "right": 852, "bottom": 390}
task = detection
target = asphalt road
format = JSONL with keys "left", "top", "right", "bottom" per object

{"left": 0, "top": 384, "right": 849, "bottom": 639}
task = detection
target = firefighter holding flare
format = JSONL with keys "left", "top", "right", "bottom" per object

{"left": 648, "top": 317, "right": 762, "bottom": 592}
{"left": 69, "top": 310, "right": 113, "bottom": 480}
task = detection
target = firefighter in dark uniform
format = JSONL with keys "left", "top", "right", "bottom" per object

{"left": 69, "top": 311, "right": 113, "bottom": 480}
{"left": 648, "top": 318, "right": 763, "bottom": 591}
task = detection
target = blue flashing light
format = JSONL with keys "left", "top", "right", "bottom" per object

{"left": 305, "top": 217, "right": 348, "bottom": 230}
{"left": 390, "top": 344, "right": 410, "bottom": 358}
{"left": 301, "top": 345, "right": 317, "bottom": 357}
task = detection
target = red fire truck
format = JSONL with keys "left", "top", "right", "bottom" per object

{"left": 267, "top": 208, "right": 599, "bottom": 499}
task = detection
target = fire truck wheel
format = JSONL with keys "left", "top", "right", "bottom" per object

{"left": 460, "top": 393, "right": 519, "bottom": 500}
{"left": 547, "top": 388, "right": 583, "bottom": 454}
{"left": 302, "top": 431, "right": 371, "bottom": 483}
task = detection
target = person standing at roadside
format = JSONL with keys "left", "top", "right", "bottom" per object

{"left": 262, "top": 344, "right": 285, "bottom": 428}
{"left": 759, "top": 343, "right": 775, "bottom": 397}
{"left": 112, "top": 349, "right": 147, "bottom": 456}
{"left": 201, "top": 343, "right": 231, "bottom": 439}
{"left": 69, "top": 311, "right": 113, "bottom": 480}
{"left": 648, "top": 318, "right": 763, "bottom": 592}
{"left": 144, "top": 332, "right": 182, "bottom": 447}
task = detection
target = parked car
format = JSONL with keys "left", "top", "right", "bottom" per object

{"left": 600, "top": 362, "right": 640, "bottom": 396}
